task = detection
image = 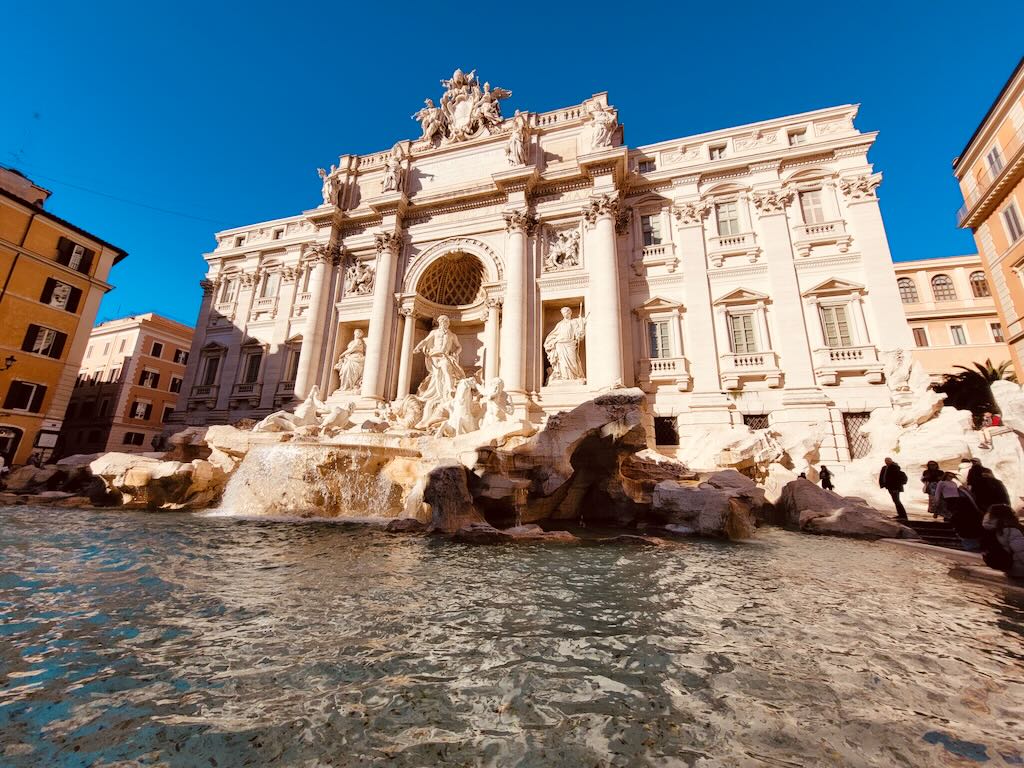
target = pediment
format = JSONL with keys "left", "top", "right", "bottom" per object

{"left": 285, "top": 333, "right": 303, "bottom": 344}
{"left": 802, "top": 277, "right": 865, "bottom": 297}
{"left": 635, "top": 295, "right": 682, "bottom": 312}
{"left": 712, "top": 287, "right": 770, "bottom": 305}
{"left": 200, "top": 340, "right": 227, "bottom": 352}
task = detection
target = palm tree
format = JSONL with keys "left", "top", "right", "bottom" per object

{"left": 934, "top": 358, "right": 1016, "bottom": 423}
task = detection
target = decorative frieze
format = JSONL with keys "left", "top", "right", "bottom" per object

{"left": 543, "top": 228, "right": 581, "bottom": 272}
{"left": 343, "top": 259, "right": 375, "bottom": 296}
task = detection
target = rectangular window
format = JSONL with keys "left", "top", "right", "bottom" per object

{"left": 260, "top": 272, "right": 281, "bottom": 299}
{"left": 799, "top": 190, "right": 826, "bottom": 224}
{"left": 987, "top": 146, "right": 1005, "bottom": 174}
{"left": 820, "top": 305, "right": 853, "bottom": 348}
{"left": 950, "top": 325, "right": 968, "bottom": 345}
{"left": 647, "top": 320, "right": 672, "bottom": 359}
{"left": 21, "top": 324, "right": 67, "bottom": 359}
{"left": 131, "top": 401, "right": 153, "bottom": 420}
{"left": 173, "top": 349, "right": 189, "bottom": 364}
{"left": 992, "top": 322, "right": 1005, "bottom": 343}
{"left": 716, "top": 201, "right": 741, "bottom": 236}
{"left": 169, "top": 376, "right": 183, "bottom": 393}
{"left": 90, "top": 371, "right": 101, "bottom": 384}
{"left": 728, "top": 313, "right": 757, "bottom": 354}
{"left": 139, "top": 369, "right": 160, "bottom": 389}
{"left": 123, "top": 432, "right": 145, "bottom": 446}
{"left": 39, "top": 278, "right": 81, "bottom": 312}
{"left": 3, "top": 381, "right": 46, "bottom": 412}
{"left": 242, "top": 351, "right": 263, "bottom": 384}
{"left": 99, "top": 399, "right": 110, "bottom": 417}
{"left": 640, "top": 214, "right": 662, "bottom": 247}
{"left": 788, "top": 130, "right": 807, "bottom": 146}
{"left": 912, "top": 327, "right": 929, "bottom": 347}
{"left": 1002, "top": 203, "right": 1024, "bottom": 242}
{"left": 234, "top": 236, "right": 245, "bottom": 247}
{"left": 86, "top": 345, "right": 93, "bottom": 358}
{"left": 102, "top": 343, "right": 110, "bottom": 356}
{"left": 162, "top": 406, "right": 174, "bottom": 423}
{"left": 273, "top": 228, "right": 284, "bottom": 240}
{"left": 637, "top": 159, "right": 656, "bottom": 173}
{"left": 709, "top": 144, "right": 726, "bottom": 160}
{"left": 220, "top": 279, "right": 238, "bottom": 303}
{"left": 284, "top": 345, "right": 301, "bottom": 382}
{"left": 202, "top": 357, "right": 220, "bottom": 386}
{"left": 108, "top": 367, "right": 121, "bottom": 383}
{"left": 118, "top": 339, "right": 126, "bottom": 353}
{"left": 56, "top": 237, "right": 95, "bottom": 274}
{"left": 151, "top": 342, "right": 164, "bottom": 358}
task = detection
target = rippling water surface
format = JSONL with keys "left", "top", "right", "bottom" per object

{"left": 1, "top": 507, "right": 1023, "bottom": 767}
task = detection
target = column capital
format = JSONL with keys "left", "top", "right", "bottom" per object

{"left": 485, "top": 295, "right": 503, "bottom": 310}
{"left": 838, "top": 172, "right": 882, "bottom": 203}
{"left": 583, "top": 193, "right": 619, "bottom": 226}
{"left": 399, "top": 305, "right": 418, "bottom": 318}
{"left": 199, "top": 278, "right": 220, "bottom": 295}
{"left": 239, "top": 270, "right": 260, "bottom": 287}
{"left": 374, "top": 231, "right": 402, "bottom": 256}
{"left": 672, "top": 199, "right": 712, "bottom": 227}
{"left": 750, "top": 188, "right": 794, "bottom": 218}
{"left": 305, "top": 242, "right": 337, "bottom": 266}
{"left": 280, "top": 266, "right": 299, "bottom": 283}
{"left": 503, "top": 208, "right": 537, "bottom": 234}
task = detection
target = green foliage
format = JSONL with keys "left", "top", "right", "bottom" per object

{"left": 934, "top": 358, "right": 1016, "bottom": 421}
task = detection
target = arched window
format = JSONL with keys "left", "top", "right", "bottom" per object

{"left": 897, "top": 277, "right": 919, "bottom": 303}
{"left": 931, "top": 274, "right": 957, "bottom": 301}
{"left": 970, "top": 270, "right": 991, "bottom": 297}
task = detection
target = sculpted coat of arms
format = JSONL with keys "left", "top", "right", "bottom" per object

{"left": 413, "top": 69, "right": 512, "bottom": 146}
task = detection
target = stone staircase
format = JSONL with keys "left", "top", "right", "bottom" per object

{"left": 902, "top": 519, "right": 962, "bottom": 550}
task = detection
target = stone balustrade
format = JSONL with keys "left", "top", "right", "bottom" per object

{"left": 812, "top": 345, "right": 884, "bottom": 386}
{"left": 719, "top": 350, "right": 782, "bottom": 389}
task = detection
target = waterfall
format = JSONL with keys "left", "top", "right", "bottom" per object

{"left": 211, "top": 443, "right": 405, "bottom": 519}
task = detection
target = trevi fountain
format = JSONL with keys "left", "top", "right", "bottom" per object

{"left": 2, "top": 70, "right": 1024, "bottom": 767}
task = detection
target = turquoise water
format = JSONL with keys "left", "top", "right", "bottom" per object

{"left": 1, "top": 506, "right": 1022, "bottom": 767}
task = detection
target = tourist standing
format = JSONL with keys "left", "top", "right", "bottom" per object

{"left": 819, "top": 465, "right": 834, "bottom": 491}
{"left": 879, "top": 457, "right": 908, "bottom": 521}
{"left": 982, "top": 505, "right": 1024, "bottom": 579}
{"left": 921, "top": 461, "right": 944, "bottom": 517}
{"left": 979, "top": 412, "right": 994, "bottom": 450}
{"left": 966, "top": 458, "right": 987, "bottom": 489}
{"left": 934, "top": 472, "right": 984, "bottom": 551}
{"left": 972, "top": 469, "right": 1010, "bottom": 514}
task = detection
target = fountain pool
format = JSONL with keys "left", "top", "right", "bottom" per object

{"left": 1, "top": 506, "right": 1022, "bottom": 767}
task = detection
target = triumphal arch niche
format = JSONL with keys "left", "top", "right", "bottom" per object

{"left": 187, "top": 65, "right": 915, "bottom": 460}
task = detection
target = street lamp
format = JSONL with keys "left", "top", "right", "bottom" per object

{"left": 1, "top": 356, "right": 15, "bottom": 371}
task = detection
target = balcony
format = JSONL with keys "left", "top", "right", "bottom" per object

{"left": 812, "top": 345, "right": 884, "bottom": 385}
{"left": 188, "top": 384, "right": 219, "bottom": 409}
{"left": 250, "top": 296, "right": 277, "bottom": 320}
{"left": 292, "top": 292, "right": 312, "bottom": 318}
{"left": 719, "top": 350, "right": 782, "bottom": 390}
{"left": 230, "top": 382, "right": 263, "bottom": 408}
{"left": 632, "top": 242, "right": 678, "bottom": 275}
{"left": 707, "top": 232, "right": 759, "bottom": 267}
{"left": 792, "top": 220, "right": 852, "bottom": 257}
{"left": 638, "top": 356, "right": 691, "bottom": 391}
{"left": 957, "top": 123, "right": 1024, "bottom": 225}
{"left": 274, "top": 380, "right": 296, "bottom": 406}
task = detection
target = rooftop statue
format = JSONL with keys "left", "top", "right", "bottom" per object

{"left": 413, "top": 69, "right": 512, "bottom": 146}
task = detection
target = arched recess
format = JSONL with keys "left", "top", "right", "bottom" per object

{"left": 403, "top": 237, "right": 503, "bottom": 296}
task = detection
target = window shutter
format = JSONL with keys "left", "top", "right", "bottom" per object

{"left": 3, "top": 384, "right": 22, "bottom": 409}
{"left": 56, "top": 237, "right": 73, "bottom": 266}
{"left": 29, "top": 385, "right": 46, "bottom": 413}
{"left": 66, "top": 287, "right": 82, "bottom": 313}
{"left": 50, "top": 332, "right": 67, "bottom": 360}
{"left": 78, "top": 247, "right": 95, "bottom": 275}
{"left": 138, "top": 370, "right": 147, "bottom": 385}
{"left": 144, "top": 403, "right": 153, "bottom": 420}
{"left": 151, "top": 373, "right": 160, "bottom": 389}
{"left": 40, "top": 278, "right": 55, "bottom": 305}
{"left": 21, "top": 325, "right": 39, "bottom": 353}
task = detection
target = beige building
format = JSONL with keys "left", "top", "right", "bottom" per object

{"left": 893, "top": 255, "right": 1011, "bottom": 379}
{"left": 58, "top": 313, "right": 193, "bottom": 456}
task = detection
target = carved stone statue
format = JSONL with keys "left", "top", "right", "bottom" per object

{"left": 544, "top": 307, "right": 587, "bottom": 383}
{"left": 444, "top": 378, "right": 481, "bottom": 436}
{"left": 882, "top": 348, "right": 913, "bottom": 393}
{"left": 587, "top": 102, "right": 617, "bottom": 150}
{"left": 413, "top": 98, "right": 446, "bottom": 145}
{"left": 317, "top": 165, "right": 339, "bottom": 207}
{"left": 544, "top": 229, "right": 581, "bottom": 272}
{"left": 506, "top": 110, "right": 529, "bottom": 166}
{"left": 343, "top": 260, "right": 374, "bottom": 296}
{"left": 334, "top": 329, "right": 366, "bottom": 392}
{"left": 479, "top": 377, "right": 514, "bottom": 426}
{"left": 381, "top": 142, "right": 406, "bottom": 194}
{"left": 413, "top": 314, "right": 466, "bottom": 427}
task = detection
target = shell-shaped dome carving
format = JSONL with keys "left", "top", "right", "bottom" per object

{"left": 416, "top": 251, "right": 484, "bottom": 306}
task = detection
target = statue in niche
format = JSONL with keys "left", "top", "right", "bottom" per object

{"left": 544, "top": 307, "right": 587, "bottom": 383}
{"left": 587, "top": 102, "right": 617, "bottom": 150}
{"left": 343, "top": 260, "right": 374, "bottom": 296}
{"left": 506, "top": 110, "right": 529, "bottom": 166}
{"left": 882, "top": 348, "right": 913, "bottom": 393}
{"left": 544, "top": 229, "right": 581, "bottom": 272}
{"left": 381, "top": 142, "right": 406, "bottom": 194}
{"left": 317, "top": 165, "right": 339, "bottom": 207}
{"left": 413, "top": 314, "right": 466, "bottom": 427}
{"left": 334, "top": 329, "right": 366, "bottom": 392}
{"left": 413, "top": 98, "right": 446, "bottom": 145}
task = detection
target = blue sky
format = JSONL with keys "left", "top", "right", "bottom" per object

{"left": 4, "top": 1, "right": 1022, "bottom": 328}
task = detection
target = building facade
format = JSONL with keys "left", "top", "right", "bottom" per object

{"left": 954, "top": 57, "right": 1024, "bottom": 374}
{"left": 59, "top": 314, "right": 193, "bottom": 456}
{"left": 894, "top": 255, "right": 1011, "bottom": 380}
{"left": 0, "top": 167, "right": 126, "bottom": 466}
{"left": 177, "top": 71, "right": 913, "bottom": 462}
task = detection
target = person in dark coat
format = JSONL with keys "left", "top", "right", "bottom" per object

{"left": 949, "top": 486, "right": 984, "bottom": 551}
{"left": 879, "top": 457, "right": 908, "bottom": 520}
{"left": 966, "top": 459, "right": 987, "bottom": 489}
{"left": 921, "top": 460, "right": 944, "bottom": 517}
{"left": 819, "top": 465, "right": 834, "bottom": 491}
{"left": 971, "top": 469, "right": 1010, "bottom": 514}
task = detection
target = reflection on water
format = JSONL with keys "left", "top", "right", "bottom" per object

{"left": 1, "top": 507, "right": 1022, "bottom": 767}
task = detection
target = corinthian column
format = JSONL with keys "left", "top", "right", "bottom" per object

{"left": 583, "top": 194, "right": 625, "bottom": 388}
{"left": 395, "top": 307, "right": 417, "bottom": 400}
{"left": 499, "top": 210, "right": 531, "bottom": 393}
{"left": 293, "top": 244, "right": 332, "bottom": 399}
{"left": 484, "top": 297, "right": 501, "bottom": 381}
{"left": 361, "top": 231, "right": 401, "bottom": 401}
{"left": 178, "top": 278, "right": 219, "bottom": 415}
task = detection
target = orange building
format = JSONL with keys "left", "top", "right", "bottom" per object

{"left": 0, "top": 167, "right": 126, "bottom": 466}
{"left": 893, "top": 254, "right": 1010, "bottom": 380}
{"left": 58, "top": 314, "right": 193, "bottom": 456}
{"left": 954, "top": 56, "right": 1024, "bottom": 374}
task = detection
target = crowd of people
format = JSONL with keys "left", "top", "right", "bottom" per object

{"left": 813, "top": 456, "right": 1024, "bottom": 580}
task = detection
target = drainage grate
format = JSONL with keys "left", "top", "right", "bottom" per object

{"left": 843, "top": 412, "right": 872, "bottom": 459}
